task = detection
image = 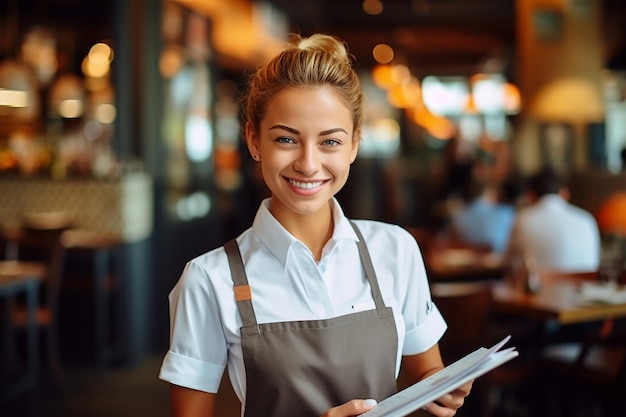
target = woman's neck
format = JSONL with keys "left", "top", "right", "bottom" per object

{"left": 271, "top": 200, "right": 334, "bottom": 261}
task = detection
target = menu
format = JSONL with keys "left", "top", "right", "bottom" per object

{"left": 358, "top": 335, "right": 518, "bottom": 417}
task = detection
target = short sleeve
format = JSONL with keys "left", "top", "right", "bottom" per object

{"left": 158, "top": 260, "right": 228, "bottom": 393}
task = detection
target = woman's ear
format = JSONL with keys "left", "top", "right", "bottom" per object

{"left": 245, "top": 122, "right": 260, "bottom": 159}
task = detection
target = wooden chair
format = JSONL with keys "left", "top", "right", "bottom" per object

{"left": 431, "top": 281, "right": 494, "bottom": 363}
{"left": 6, "top": 213, "right": 73, "bottom": 389}
{"left": 538, "top": 321, "right": 626, "bottom": 416}
{"left": 396, "top": 281, "right": 495, "bottom": 417}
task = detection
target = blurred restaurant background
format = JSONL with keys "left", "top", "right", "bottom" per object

{"left": 1, "top": 0, "right": 626, "bottom": 416}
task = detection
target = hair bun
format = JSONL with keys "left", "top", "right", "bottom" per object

{"left": 294, "top": 33, "right": 352, "bottom": 66}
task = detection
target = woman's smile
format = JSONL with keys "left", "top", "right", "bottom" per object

{"left": 285, "top": 178, "right": 327, "bottom": 192}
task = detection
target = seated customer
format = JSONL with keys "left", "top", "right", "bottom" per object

{"left": 450, "top": 180, "right": 516, "bottom": 253}
{"left": 505, "top": 168, "right": 601, "bottom": 272}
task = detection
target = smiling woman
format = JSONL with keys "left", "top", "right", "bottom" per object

{"left": 159, "top": 33, "right": 473, "bottom": 417}
{"left": 245, "top": 86, "right": 358, "bottom": 229}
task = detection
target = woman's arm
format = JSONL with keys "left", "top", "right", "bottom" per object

{"left": 170, "top": 384, "right": 216, "bottom": 417}
{"left": 401, "top": 344, "right": 473, "bottom": 417}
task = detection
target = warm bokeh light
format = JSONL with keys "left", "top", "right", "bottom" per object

{"left": 174, "top": 0, "right": 286, "bottom": 67}
{"left": 363, "top": 0, "right": 384, "bottom": 15}
{"left": 387, "top": 77, "right": 421, "bottom": 109}
{"left": 94, "top": 103, "right": 117, "bottom": 124}
{"left": 49, "top": 73, "right": 85, "bottom": 118}
{"left": 82, "top": 42, "right": 114, "bottom": 79}
{"left": 372, "top": 64, "right": 394, "bottom": 90}
{"left": 89, "top": 43, "right": 114, "bottom": 64}
{"left": 530, "top": 77, "right": 604, "bottom": 122}
{"left": 407, "top": 107, "right": 455, "bottom": 140}
{"left": 503, "top": 83, "right": 521, "bottom": 114}
{"left": 0, "top": 60, "right": 39, "bottom": 120}
{"left": 360, "top": 117, "right": 401, "bottom": 157}
{"left": 370, "top": 118, "right": 400, "bottom": 142}
{"left": 390, "top": 64, "right": 411, "bottom": 85}
{"left": 20, "top": 26, "right": 58, "bottom": 85}
{"left": 0, "top": 89, "right": 29, "bottom": 108}
{"left": 82, "top": 56, "right": 109, "bottom": 78}
{"left": 58, "top": 99, "right": 84, "bottom": 118}
{"left": 159, "top": 44, "right": 185, "bottom": 78}
{"left": 596, "top": 192, "right": 626, "bottom": 236}
{"left": 373, "top": 44, "right": 394, "bottom": 64}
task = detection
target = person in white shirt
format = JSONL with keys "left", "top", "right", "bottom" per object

{"left": 505, "top": 168, "right": 601, "bottom": 272}
{"left": 159, "top": 33, "right": 473, "bottom": 417}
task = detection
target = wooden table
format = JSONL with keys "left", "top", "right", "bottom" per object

{"left": 426, "top": 248, "right": 505, "bottom": 282}
{"left": 492, "top": 276, "right": 626, "bottom": 325}
{"left": 0, "top": 261, "right": 45, "bottom": 405}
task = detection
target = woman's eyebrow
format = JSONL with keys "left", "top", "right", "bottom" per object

{"left": 319, "top": 128, "right": 348, "bottom": 136}
{"left": 268, "top": 125, "right": 348, "bottom": 136}
{"left": 269, "top": 124, "right": 299, "bottom": 134}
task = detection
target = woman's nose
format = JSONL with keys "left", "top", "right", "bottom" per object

{"left": 294, "top": 146, "right": 320, "bottom": 175}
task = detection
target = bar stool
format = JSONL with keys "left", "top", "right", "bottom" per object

{"left": 0, "top": 261, "right": 45, "bottom": 415}
{"left": 60, "top": 229, "right": 121, "bottom": 370}
{"left": 6, "top": 212, "right": 73, "bottom": 390}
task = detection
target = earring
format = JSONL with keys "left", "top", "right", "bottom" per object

{"left": 253, "top": 154, "right": 261, "bottom": 161}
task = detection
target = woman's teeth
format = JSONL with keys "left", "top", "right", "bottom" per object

{"left": 289, "top": 179, "right": 323, "bottom": 190}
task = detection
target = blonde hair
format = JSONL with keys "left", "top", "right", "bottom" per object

{"left": 242, "top": 33, "right": 364, "bottom": 138}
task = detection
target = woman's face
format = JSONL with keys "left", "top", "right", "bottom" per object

{"left": 246, "top": 86, "right": 359, "bottom": 221}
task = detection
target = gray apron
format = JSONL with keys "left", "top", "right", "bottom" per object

{"left": 224, "top": 222, "right": 398, "bottom": 417}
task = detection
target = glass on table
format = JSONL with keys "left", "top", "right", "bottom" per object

{"left": 599, "top": 237, "right": 624, "bottom": 286}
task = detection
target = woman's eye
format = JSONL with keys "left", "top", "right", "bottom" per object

{"left": 275, "top": 136, "right": 295, "bottom": 144}
{"left": 322, "top": 139, "right": 341, "bottom": 147}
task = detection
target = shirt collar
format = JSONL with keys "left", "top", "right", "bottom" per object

{"left": 251, "top": 197, "right": 358, "bottom": 267}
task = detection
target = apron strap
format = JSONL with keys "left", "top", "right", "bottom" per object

{"left": 225, "top": 222, "right": 390, "bottom": 331}
{"left": 349, "top": 221, "right": 391, "bottom": 316}
{"left": 224, "top": 239, "right": 259, "bottom": 332}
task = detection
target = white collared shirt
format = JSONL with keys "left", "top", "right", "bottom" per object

{"left": 507, "top": 194, "right": 601, "bottom": 271}
{"left": 159, "top": 198, "right": 446, "bottom": 401}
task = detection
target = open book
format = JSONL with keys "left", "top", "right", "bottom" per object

{"left": 358, "top": 335, "right": 519, "bottom": 417}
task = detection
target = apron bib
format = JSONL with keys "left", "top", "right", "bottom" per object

{"left": 224, "top": 222, "right": 398, "bottom": 417}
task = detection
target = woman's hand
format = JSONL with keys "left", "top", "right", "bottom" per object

{"left": 421, "top": 380, "right": 474, "bottom": 417}
{"left": 320, "top": 399, "right": 378, "bottom": 417}
{"left": 401, "top": 345, "right": 474, "bottom": 416}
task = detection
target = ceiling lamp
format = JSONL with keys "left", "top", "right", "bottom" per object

{"left": 20, "top": 26, "right": 58, "bottom": 86}
{"left": 49, "top": 73, "right": 85, "bottom": 119}
{"left": 0, "top": 60, "right": 39, "bottom": 121}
